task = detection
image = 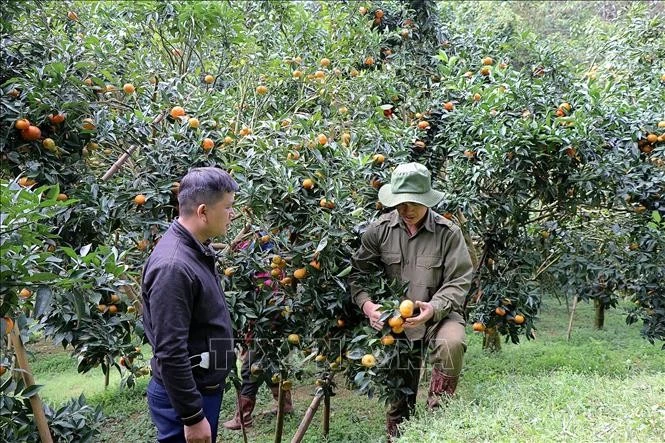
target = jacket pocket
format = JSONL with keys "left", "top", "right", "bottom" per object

{"left": 381, "top": 252, "right": 402, "bottom": 280}
{"left": 416, "top": 254, "right": 444, "bottom": 288}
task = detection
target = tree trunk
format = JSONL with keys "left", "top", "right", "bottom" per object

{"left": 594, "top": 298, "right": 605, "bottom": 330}
{"left": 482, "top": 327, "right": 501, "bottom": 352}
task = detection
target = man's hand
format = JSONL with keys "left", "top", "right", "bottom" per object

{"left": 363, "top": 301, "right": 384, "bottom": 331}
{"left": 184, "top": 417, "right": 211, "bottom": 443}
{"left": 403, "top": 301, "right": 434, "bottom": 328}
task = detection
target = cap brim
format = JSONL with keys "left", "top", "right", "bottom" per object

{"left": 378, "top": 185, "right": 444, "bottom": 208}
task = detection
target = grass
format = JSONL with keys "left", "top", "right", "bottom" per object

{"left": 29, "top": 297, "right": 665, "bottom": 442}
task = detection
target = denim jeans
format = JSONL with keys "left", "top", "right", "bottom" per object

{"left": 147, "top": 378, "right": 223, "bottom": 443}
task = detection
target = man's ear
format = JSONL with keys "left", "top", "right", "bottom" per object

{"left": 195, "top": 203, "right": 207, "bottom": 219}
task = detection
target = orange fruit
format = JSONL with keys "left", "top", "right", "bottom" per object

{"left": 472, "top": 322, "right": 485, "bottom": 332}
{"left": 444, "top": 101, "right": 454, "bottom": 111}
{"left": 287, "top": 334, "right": 300, "bottom": 345}
{"left": 309, "top": 260, "right": 321, "bottom": 270}
{"left": 42, "top": 138, "right": 56, "bottom": 150}
{"left": 137, "top": 239, "right": 148, "bottom": 251}
{"left": 320, "top": 58, "right": 331, "bottom": 67}
{"left": 108, "top": 305, "right": 118, "bottom": 314}
{"left": 559, "top": 102, "right": 571, "bottom": 112}
{"left": 256, "top": 85, "right": 268, "bottom": 95}
{"left": 134, "top": 194, "right": 147, "bottom": 206}
{"left": 391, "top": 324, "right": 404, "bottom": 334}
{"left": 361, "top": 354, "right": 376, "bottom": 368}
{"left": 341, "top": 132, "right": 351, "bottom": 145}
{"left": 463, "top": 71, "right": 474, "bottom": 78}
{"left": 317, "top": 134, "right": 328, "bottom": 145}
{"left": 110, "top": 293, "right": 120, "bottom": 304}
{"left": 204, "top": 74, "right": 214, "bottom": 84}
{"left": 67, "top": 10, "right": 78, "bottom": 21}
{"left": 473, "top": 93, "right": 481, "bottom": 102}
{"left": 49, "top": 113, "right": 65, "bottom": 124}
{"left": 364, "top": 56, "right": 374, "bottom": 66}
{"left": 495, "top": 307, "right": 506, "bottom": 316}
{"left": 287, "top": 151, "right": 300, "bottom": 161}
{"left": 314, "top": 70, "right": 325, "bottom": 80}
{"left": 223, "top": 267, "right": 235, "bottom": 277}
{"left": 350, "top": 68, "right": 359, "bottom": 77}
{"left": 381, "top": 334, "right": 395, "bottom": 346}
{"left": 417, "top": 120, "right": 430, "bottom": 130}
{"left": 388, "top": 315, "right": 404, "bottom": 329}
{"left": 646, "top": 134, "right": 657, "bottom": 144}
{"left": 374, "top": 9, "right": 384, "bottom": 19}
{"left": 292, "top": 70, "right": 303, "bottom": 79}
{"left": 337, "top": 318, "right": 345, "bottom": 328}
{"left": 19, "top": 288, "right": 32, "bottom": 299}
{"left": 480, "top": 66, "right": 491, "bottom": 76}
{"left": 657, "top": 121, "right": 665, "bottom": 128}
{"left": 15, "top": 118, "right": 30, "bottom": 130}
{"left": 463, "top": 150, "right": 476, "bottom": 159}
{"left": 170, "top": 106, "right": 185, "bottom": 119}
{"left": 514, "top": 314, "right": 525, "bottom": 324}
{"left": 399, "top": 300, "right": 415, "bottom": 318}
{"left": 315, "top": 354, "right": 327, "bottom": 362}
{"left": 2, "top": 317, "right": 14, "bottom": 335}
{"left": 239, "top": 126, "right": 252, "bottom": 136}
{"left": 482, "top": 56, "right": 494, "bottom": 66}
{"left": 97, "top": 304, "right": 107, "bottom": 313}
{"left": 302, "top": 178, "right": 315, "bottom": 190}
{"left": 21, "top": 125, "right": 41, "bottom": 141}
{"left": 259, "top": 234, "right": 271, "bottom": 244}
{"left": 188, "top": 117, "right": 200, "bottom": 128}
{"left": 634, "top": 205, "right": 647, "bottom": 214}
{"left": 373, "top": 153, "right": 385, "bottom": 165}
{"left": 280, "top": 277, "right": 293, "bottom": 286}
{"left": 56, "top": 193, "right": 68, "bottom": 201}
{"left": 123, "top": 83, "right": 135, "bottom": 94}
{"left": 293, "top": 268, "right": 307, "bottom": 279}
{"left": 201, "top": 138, "right": 214, "bottom": 151}
{"left": 81, "top": 118, "right": 96, "bottom": 130}
{"left": 271, "top": 268, "right": 282, "bottom": 278}
{"left": 0, "top": 365, "right": 6, "bottom": 376}
{"left": 18, "top": 177, "right": 36, "bottom": 188}
{"left": 223, "top": 136, "right": 233, "bottom": 145}
{"left": 359, "top": 6, "right": 368, "bottom": 15}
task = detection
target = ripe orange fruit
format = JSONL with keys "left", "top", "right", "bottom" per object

{"left": 337, "top": 318, "right": 345, "bottom": 328}
{"left": 294, "top": 268, "right": 308, "bottom": 279}
{"left": 374, "top": 9, "right": 384, "bottom": 19}
{"left": 67, "top": 10, "right": 78, "bottom": 21}
{"left": 2, "top": 317, "right": 14, "bottom": 335}
{"left": 472, "top": 322, "right": 485, "bottom": 332}
{"left": 317, "top": 134, "right": 328, "bottom": 145}
{"left": 21, "top": 125, "right": 41, "bottom": 141}
{"left": 634, "top": 205, "right": 647, "bottom": 214}
{"left": 646, "top": 134, "right": 657, "bottom": 144}
{"left": 364, "top": 56, "right": 375, "bottom": 66}
{"left": 444, "top": 101, "right": 454, "bottom": 111}
{"left": 256, "top": 85, "right": 268, "bottom": 95}
{"left": 473, "top": 93, "right": 481, "bottom": 102}
{"left": 223, "top": 267, "right": 235, "bottom": 277}
{"left": 136, "top": 239, "right": 148, "bottom": 251}
{"left": 657, "top": 121, "right": 665, "bottom": 128}
{"left": 399, "top": 300, "right": 415, "bottom": 318}
{"left": 188, "top": 117, "right": 200, "bottom": 128}
{"left": 361, "top": 354, "right": 376, "bottom": 368}
{"left": 110, "top": 293, "right": 120, "bottom": 304}
{"left": 495, "top": 307, "right": 506, "bottom": 316}
{"left": 350, "top": 68, "right": 359, "bottom": 77}
{"left": 314, "top": 70, "right": 325, "bottom": 80}
{"left": 287, "top": 334, "right": 300, "bottom": 345}
{"left": 480, "top": 66, "right": 491, "bottom": 76}
{"left": 56, "top": 193, "right": 68, "bottom": 201}
{"left": 463, "top": 71, "right": 474, "bottom": 79}
{"left": 15, "top": 118, "right": 30, "bottom": 130}
{"left": 287, "top": 151, "right": 300, "bottom": 161}
{"left": 315, "top": 354, "right": 326, "bottom": 363}
{"left": 514, "top": 314, "right": 525, "bottom": 324}
{"left": 320, "top": 57, "right": 331, "bottom": 67}
{"left": 559, "top": 102, "right": 571, "bottom": 112}
{"left": 482, "top": 56, "right": 494, "bottom": 66}
{"left": 341, "top": 132, "right": 351, "bottom": 145}
{"left": 81, "top": 118, "right": 96, "bottom": 130}
{"left": 373, "top": 153, "right": 385, "bottom": 165}
{"left": 565, "top": 147, "right": 577, "bottom": 158}
{"left": 239, "top": 126, "right": 252, "bottom": 136}
{"left": 19, "top": 288, "right": 32, "bottom": 299}
{"left": 0, "top": 365, "right": 6, "bottom": 376}
{"left": 280, "top": 277, "right": 292, "bottom": 286}
{"left": 123, "top": 83, "right": 135, "bottom": 94}
{"left": 134, "top": 194, "right": 147, "bottom": 206}
{"left": 302, "top": 178, "right": 315, "bottom": 189}
{"left": 417, "top": 120, "right": 430, "bottom": 130}
{"left": 309, "top": 260, "right": 321, "bottom": 270}
{"left": 223, "top": 136, "right": 233, "bottom": 145}
{"left": 292, "top": 70, "right": 303, "bottom": 79}
{"left": 381, "top": 334, "right": 395, "bottom": 346}
{"left": 464, "top": 149, "right": 476, "bottom": 159}
{"left": 201, "top": 138, "right": 214, "bottom": 151}
{"left": 108, "top": 305, "right": 118, "bottom": 314}
{"left": 204, "top": 74, "right": 214, "bottom": 84}
{"left": 97, "top": 304, "right": 107, "bottom": 313}
{"left": 49, "top": 113, "right": 65, "bottom": 124}
{"left": 18, "top": 177, "right": 36, "bottom": 188}
{"left": 388, "top": 315, "right": 404, "bottom": 329}
{"left": 271, "top": 268, "right": 282, "bottom": 278}
{"left": 170, "top": 106, "right": 185, "bottom": 119}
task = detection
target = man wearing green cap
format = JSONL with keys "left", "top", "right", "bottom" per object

{"left": 349, "top": 162, "right": 473, "bottom": 440}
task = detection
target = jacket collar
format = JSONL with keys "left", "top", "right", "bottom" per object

{"left": 388, "top": 209, "right": 436, "bottom": 233}
{"left": 172, "top": 219, "right": 216, "bottom": 257}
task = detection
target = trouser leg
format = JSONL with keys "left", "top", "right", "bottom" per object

{"left": 426, "top": 312, "right": 466, "bottom": 408}
{"left": 386, "top": 339, "right": 422, "bottom": 439}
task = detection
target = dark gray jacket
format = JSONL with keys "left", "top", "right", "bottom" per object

{"left": 142, "top": 219, "right": 235, "bottom": 425}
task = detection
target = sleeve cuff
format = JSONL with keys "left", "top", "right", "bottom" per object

{"left": 181, "top": 408, "right": 205, "bottom": 426}
{"left": 354, "top": 292, "right": 371, "bottom": 311}
{"left": 430, "top": 298, "right": 452, "bottom": 323}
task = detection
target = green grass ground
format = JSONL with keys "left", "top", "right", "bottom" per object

{"left": 30, "top": 298, "right": 665, "bottom": 442}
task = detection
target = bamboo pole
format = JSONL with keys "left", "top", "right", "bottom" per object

{"left": 10, "top": 325, "right": 53, "bottom": 443}
{"left": 274, "top": 383, "right": 285, "bottom": 443}
{"left": 290, "top": 392, "right": 324, "bottom": 443}
{"left": 322, "top": 391, "right": 330, "bottom": 439}
{"left": 101, "top": 145, "right": 138, "bottom": 181}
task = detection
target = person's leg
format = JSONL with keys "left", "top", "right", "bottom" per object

{"left": 223, "top": 350, "right": 259, "bottom": 430}
{"left": 147, "top": 378, "right": 185, "bottom": 443}
{"left": 426, "top": 312, "right": 466, "bottom": 408}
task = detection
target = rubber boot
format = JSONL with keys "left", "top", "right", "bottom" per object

{"left": 386, "top": 415, "right": 403, "bottom": 442}
{"left": 222, "top": 395, "right": 256, "bottom": 430}
{"left": 269, "top": 385, "right": 294, "bottom": 414}
{"left": 427, "top": 367, "right": 459, "bottom": 409}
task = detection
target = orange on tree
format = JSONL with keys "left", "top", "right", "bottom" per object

{"left": 657, "top": 121, "right": 665, "bottom": 128}
{"left": 364, "top": 56, "right": 374, "bottom": 66}
{"left": 341, "top": 132, "right": 351, "bottom": 145}
{"left": 21, "top": 125, "right": 41, "bottom": 141}
{"left": 239, "top": 126, "right": 252, "bottom": 136}
{"left": 320, "top": 57, "right": 331, "bottom": 67}
{"left": 48, "top": 113, "right": 65, "bottom": 124}
{"left": 170, "top": 106, "right": 185, "bottom": 119}
{"left": 110, "top": 293, "right": 120, "bottom": 303}
{"left": 646, "top": 134, "right": 657, "bottom": 144}
{"left": 337, "top": 318, "right": 345, "bottom": 328}
{"left": 201, "top": 138, "right": 214, "bottom": 151}
{"left": 444, "top": 101, "right": 454, "bottom": 111}
{"left": 188, "top": 117, "right": 200, "bottom": 128}
{"left": 204, "top": 74, "right": 214, "bottom": 84}
{"left": 134, "top": 194, "right": 147, "bottom": 206}
{"left": 223, "top": 136, "right": 233, "bottom": 145}
{"left": 350, "top": 68, "right": 359, "bottom": 77}
{"left": 361, "top": 354, "right": 377, "bottom": 368}
{"left": 287, "top": 334, "right": 300, "bottom": 345}
{"left": 271, "top": 268, "right": 282, "bottom": 278}
{"left": 302, "top": 178, "right": 315, "bottom": 190}
{"left": 388, "top": 315, "right": 404, "bottom": 329}
{"left": 514, "top": 314, "right": 525, "bottom": 324}
{"left": 314, "top": 70, "right": 325, "bottom": 80}
{"left": 42, "top": 138, "right": 56, "bottom": 150}
{"left": 223, "top": 267, "right": 235, "bottom": 277}
{"left": 472, "top": 322, "right": 486, "bottom": 332}
{"left": 495, "top": 307, "right": 506, "bottom": 316}
{"left": 108, "top": 305, "right": 118, "bottom": 314}
{"left": 281, "top": 380, "right": 293, "bottom": 391}
{"left": 417, "top": 120, "right": 430, "bottom": 130}
{"left": 473, "top": 93, "right": 481, "bottom": 102}
{"left": 81, "top": 118, "right": 96, "bottom": 130}
{"left": 381, "top": 334, "right": 395, "bottom": 346}
{"left": 18, "top": 177, "right": 36, "bottom": 187}
{"left": 97, "top": 304, "right": 107, "bottom": 312}
{"left": 0, "top": 365, "right": 7, "bottom": 376}
{"left": 292, "top": 70, "right": 303, "bottom": 79}
{"left": 482, "top": 56, "right": 494, "bottom": 65}
{"left": 256, "top": 85, "right": 268, "bottom": 95}
{"left": 480, "top": 66, "right": 491, "bottom": 76}
{"left": 372, "top": 153, "right": 385, "bottom": 165}
{"left": 317, "top": 133, "right": 328, "bottom": 145}
{"left": 15, "top": 118, "right": 30, "bottom": 130}
{"left": 56, "top": 193, "right": 68, "bottom": 201}
{"left": 137, "top": 239, "right": 149, "bottom": 251}
{"left": 67, "top": 10, "right": 78, "bottom": 21}
{"left": 309, "top": 260, "right": 321, "bottom": 270}
{"left": 315, "top": 354, "right": 327, "bottom": 362}
{"left": 359, "top": 6, "right": 368, "bottom": 15}
{"left": 293, "top": 268, "right": 308, "bottom": 280}
{"left": 122, "top": 83, "right": 135, "bottom": 94}
{"left": 19, "top": 288, "right": 32, "bottom": 299}
{"left": 399, "top": 299, "right": 415, "bottom": 318}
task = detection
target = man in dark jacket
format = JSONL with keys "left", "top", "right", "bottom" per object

{"left": 142, "top": 167, "right": 238, "bottom": 443}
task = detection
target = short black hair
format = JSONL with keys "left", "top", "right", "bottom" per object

{"left": 178, "top": 167, "right": 239, "bottom": 217}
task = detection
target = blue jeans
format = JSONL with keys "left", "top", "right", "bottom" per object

{"left": 147, "top": 378, "right": 223, "bottom": 443}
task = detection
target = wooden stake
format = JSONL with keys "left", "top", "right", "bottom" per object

{"left": 290, "top": 392, "right": 324, "bottom": 443}
{"left": 10, "top": 325, "right": 53, "bottom": 443}
{"left": 323, "top": 391, "right": 330, "bottom": 439}
{"left": 101, "top": 145, "right": 138, "bottom": 181}
{"left": 274, "top": 383, "right": 285, "bottom": 443}
{"left": 566, "top": 295, "right": 578, "bottom": 340}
